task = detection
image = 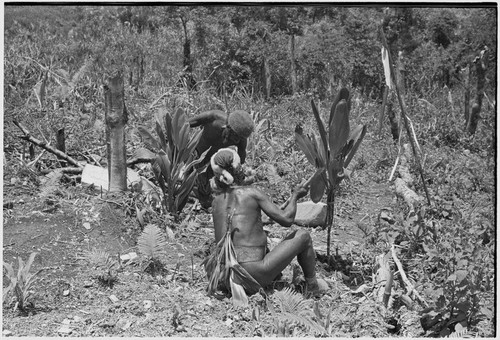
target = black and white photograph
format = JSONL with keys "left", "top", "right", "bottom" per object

{"left": 2, "top": 3, "right": 496, "bottom": 337}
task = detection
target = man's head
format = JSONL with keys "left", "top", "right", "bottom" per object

{"left": 210, "top": 148, "right": 245, "bottom": 190}
{"left": 227, "top": 110, "right": 254, "bottom": 140}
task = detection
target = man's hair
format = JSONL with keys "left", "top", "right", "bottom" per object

{"left": 212, "top": 166, "right": 246, "bottom": 191}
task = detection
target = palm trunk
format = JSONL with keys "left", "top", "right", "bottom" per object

{"left": 104, "top": 72, "right": 128, "bottom": 192}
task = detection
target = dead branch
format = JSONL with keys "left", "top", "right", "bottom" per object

{"left": 40, "top": 167, "right": 83, "bottom": 175}
{"left": 373, "top": 252, "right": 393, "bottom": 308}
{"left": 391, "top": 244, "right": 428, "bottom": 308}
{"left": 13, "top": 120, "right": 83, "bottom": 169}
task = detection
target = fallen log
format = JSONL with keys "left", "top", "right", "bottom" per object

{"left": 13, "top": 120, "right": 83, "bottom": 169}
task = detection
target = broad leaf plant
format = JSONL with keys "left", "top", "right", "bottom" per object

{"left": 295, "top": 88, "right": 366, "bottom": 258}
{"left": 136, "top": 108, "right": 208, "bottom": 220}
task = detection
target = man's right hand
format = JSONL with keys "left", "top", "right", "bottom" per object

{"left": 294, "top": 185, "right": 309, "bottom": 199}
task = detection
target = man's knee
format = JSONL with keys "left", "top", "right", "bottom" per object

{"left": 295, "top": 229, "right": 312, "bottom": 245}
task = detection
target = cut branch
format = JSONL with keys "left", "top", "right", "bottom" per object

{"left": 391, "top": 244, "right": 428, "bottom": 308}
{"left": 13, "top": 120, "right": 83, "bottom": 168}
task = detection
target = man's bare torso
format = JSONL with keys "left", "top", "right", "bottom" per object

{"left": 212, "top": 186, "right": 267, "bottom": 248}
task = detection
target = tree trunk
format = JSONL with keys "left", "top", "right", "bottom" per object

{"left": 468, "top": 58, "right": 485, "bottom": 135}
{"left": 104, "top": 72, "right": 128, "bottom": 192}
{"left": 387, "top": 92, "right": 399, "bottom": 142}
{"left": 263, "top": 56, "right": 271, "bottom": 100}
{"left": 289, "top": 34, "right": 297, "bottom": 95}
{"left": 378, "top": 86, "right": 389, "bottom": 136}
{"left": 56, "top": 128, "right": 66, "bottom": 167}
{"left": 464, "top": 65, "right": 471, "bottom": 130}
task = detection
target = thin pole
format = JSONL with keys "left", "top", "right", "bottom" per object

{"left": 379, "top": 25, "right": 431, "bottom": 205}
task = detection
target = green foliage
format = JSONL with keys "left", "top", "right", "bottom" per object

{"left": 82, "top": 248, "right": 119, "bottom": 287}
{"left": 267, "top": 287, "right": 326, "bottom": 336}
{"left": 295, "top": 88, "right": 367, "bottom": 201}
{"left": 3, "top": 252, "right": 43, "bottom": 311}
{"left": 137, "top": 224, "right": 169, "bottom": 260}
{"left": 136, "top": 108, "right": 207, "bottom": 219}
{"left": 137, "top": 223, "right": 170, "bottom": 276}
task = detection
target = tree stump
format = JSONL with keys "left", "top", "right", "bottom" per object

{"left": 104, "top": 72, "right": 128, "bottom": 192}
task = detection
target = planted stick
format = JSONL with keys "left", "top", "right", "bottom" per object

{"left": 379, "top": 26, "right": 431, "bottom": 205}
{"left": 279, "top": 173, "right": 316, "bottom": 210}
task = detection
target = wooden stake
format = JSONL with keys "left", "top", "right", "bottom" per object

{"left": 379, "top": 26, "right": 431, "bottom": 205}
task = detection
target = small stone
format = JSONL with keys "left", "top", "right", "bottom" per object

{"left": 62, "top": 318, "right": 71, "bottom": 325}
{"left": 109, "top": 294, "right": 119, "bottom": 303}
{"left": 18, "top": 199, "right": 25, "bottom": 204}
{"left": 63, "top": 289, "right": 70, "bottom": 296}
{"left": 83, "top": 222, "right": 91, "bottom": 230}
{"left": 143, "top": 300, "right": 152, "bottom": 309}
{"left": 73, "top": 316, "right": 83, "bottom": 322}
{"left": 116, "top": 319, "right": 132, "bottom": 330}
{"left": 83, "top": 281, "right": 93, "bottom": 288}
{"left": 10, "top": 178, "right": 18, "bottom": 185}
{"left": 3, "top": 330, "right": 13, "bottom": 337}
{"left": 225, "top": 318, "right": 233, "bottom": 326}
{"left": 57, "top": 326, "right": 72, "bottom": 334}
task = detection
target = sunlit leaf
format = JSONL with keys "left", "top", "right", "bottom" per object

{"left": 137, "top": 126, "right": 161, "bottom": 151}
{"left": 311, "top": 99, "right": 329, "bottom": 158}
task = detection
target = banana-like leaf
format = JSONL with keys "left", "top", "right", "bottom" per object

{"left": 309, "top": 133, "right": 325, "bottom": 168}
{"left": 328, "top": 157, "right": 345, "bottom": 188}
{"left": 154, "top": 110, "right": 168, "bottom": 150}
{"left": 344, "top": 124, "right": 367, "bottom": 168}
{"left": 310, "top": 168, "right": 327, "bottom": 203}
{"left": 173, "top": 170, "right": 198, "bottom": 211}
{"left": 137, "top": 126, "right": 162, "bottom": 151}
{"left": 311, "top": 100, "right": 329, "bottom": 159}
{"left": 329, "top": 88, "right": 350, "bottom": 127}
{"left": 295, "top": 126, "right": 319, "bottom": 166}
{"left": 329, "top": 100, "right": 350, "bottom": 157}
{"left": 164, "top": 109, "right": 174, "bottom": 146}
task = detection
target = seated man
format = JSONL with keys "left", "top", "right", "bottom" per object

{"left": 204, "top": 148, "right": 328, "bottom": 300}
{"left": 189, "top": 110, "right": 255, "bottom": 209}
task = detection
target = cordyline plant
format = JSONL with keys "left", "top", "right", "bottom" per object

{"left": 135, "top": 108, "right": 208, "bottom": 221}
{"left": 3, "top": 252, "right": 43, "bottom": 311}
{"left": 295, "top": 88, "right": 366, "bottom": 259}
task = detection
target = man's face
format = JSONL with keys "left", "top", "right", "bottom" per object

{"left": 226, "top": 128, "right": 241, "bottom": 144}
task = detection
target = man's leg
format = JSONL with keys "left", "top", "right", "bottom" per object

{"left": 241, "top": 229, "right": 316, "bottom": 286}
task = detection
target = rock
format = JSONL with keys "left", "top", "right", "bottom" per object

{"left": 3, "top": 330, "right": 13, "bottom": 337}
{"left": 143, "top": 300, "right": 152, "bottom": 309}
{"left": 294, "top": 202, "right": 327, "bottom": 227}
{"left": 57, "top": 326, "right": 72, "bottom": 334}
{"left": 63, "top": 289, "right": 70, "bottom": 296}
{"left": 262, "top": 201, "right": 327, "bottom": 227}
{"left": 108, "top": 294, "right": 119, "bottom": 303}
{"left": 83, "top": 222, "right": 91, "bottom": 230}
{"left": 120, "top": 252, "right": 138, "bottom": 263}
{"left": 83, "top": 281, "right": 93, "bottom": 288}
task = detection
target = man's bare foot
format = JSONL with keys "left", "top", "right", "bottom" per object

{"left": 305, "top": 277, "right": 329, "bottom": 297}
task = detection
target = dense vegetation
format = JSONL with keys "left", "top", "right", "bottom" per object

{"left": 3, "top": 5, "right": 496, "bottom": 338}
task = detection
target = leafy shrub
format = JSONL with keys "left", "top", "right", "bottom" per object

{"left": 3, "top": 252, "right": 43, "bottom": 311}
{"left": 135, "top": 108, "right": 208, "bottom": 220}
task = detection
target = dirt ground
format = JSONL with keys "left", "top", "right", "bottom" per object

{"left": 2, "top": 142, "right": 423, "bottom": 337}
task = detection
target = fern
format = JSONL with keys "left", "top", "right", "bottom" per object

{"left": 268, "top": 287, "right": 326, "bottom": 336}
{"left": 81, "top": 248, "right": 118, "bottom": 286}
{"left": 137, "top": 224, "right": 169, "bottom": 260}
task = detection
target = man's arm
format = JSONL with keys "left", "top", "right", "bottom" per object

{"left": 254, "top": 186, "right": 307, "bottom": 227}
{"left": 236, "top": 138, "right": 248, "bottom": 164}
{"left": 188, "top": 111, "right": 217, "bottom": 128}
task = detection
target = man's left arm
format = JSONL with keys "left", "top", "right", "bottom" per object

{"left": 237, "top": 138, "right": 248, "bottom": 164}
